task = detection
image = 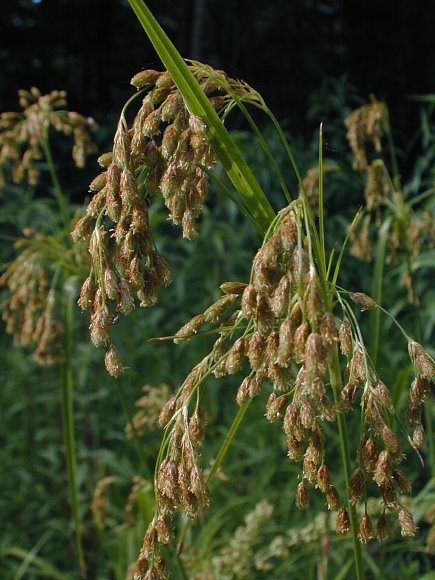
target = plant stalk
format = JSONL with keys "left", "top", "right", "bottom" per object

{"left": 329, "top": 346, "right": 364, "bottom": 580}
{"left": 41, "top": 129, "right": 70, "bottom": 231}
{"left": 61, "top": 289, "right": 86, "bottom": 577}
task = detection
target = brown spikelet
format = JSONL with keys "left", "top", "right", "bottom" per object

{"left": 336, "top": 507, "right": 351, "bottom": 535}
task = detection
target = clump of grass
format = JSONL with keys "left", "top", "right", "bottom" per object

{"left": 72, "top": 3, "right": 435, "bottom": 577}
{"left": 0, "top": 88, "right": 97, "bottom": 578}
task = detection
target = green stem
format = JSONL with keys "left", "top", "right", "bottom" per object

{"left": 61, "top": 289, "right": 86, "bottom": 577}
{"left": 41, "top": 128, "right": 70, "bottom": 231}
{"left": 424, "top": 400, "right": 435, "bottom": 478}
{"left": 329, "top": 346, "right": 364, "bottom": 580}
{"left": 318, "top": 123, "right": 326, "bottom": 280}
{"left": 206, "top": 398, "right": 252, "bottom": 484}
{"left": 235, "top": 100, "right": 292, "bottom": 204}
{"left": 369, "top": 218, "right": 390, "bottom": 365}
{"left": 383, "top": 110, "right": 401, "bottom": 192}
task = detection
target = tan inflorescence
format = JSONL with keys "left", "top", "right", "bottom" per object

{"left": 0, "top": 230, "right": 65, "bottom": 365}
{"left": 72, "top": 66, "right": 234, "bottom": 376}
{"left": 0, "top": 87, "right": 97, "bottom": 188}
{"left": 133, "top": 202, "right": 424, "bottom": 577}
{"left": 406, "top": 340, "right": 435, "bottom": 451}
{"left": 345, "top": 100, "right": 435, "bottom": 303}
{"left": 126, "top": 383, "right": 171, "bottom": 439}
{"left": 344, "top": 96, "right": 387, "bottom": 171}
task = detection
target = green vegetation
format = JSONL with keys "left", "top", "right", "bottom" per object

{"left": 0, "top": 3, "right": 433, "bottom": 579}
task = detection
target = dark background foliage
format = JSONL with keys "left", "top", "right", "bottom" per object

{"left": 2, "top": 0, "right": 434, "bottom": 140}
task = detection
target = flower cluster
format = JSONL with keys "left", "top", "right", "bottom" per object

{"left": 344, "top": 96, "right": 387, "bottom": 171}
{"left": 345, "top": 100, "right": 435, "bottom": 304}
{"left": 133, "top": 196, "right": 430, "bottom": 576}
{"left": 0, "top": 230, "right": 64, "bottom": 365}
{"left": 72, "top": 66, "right": 229, "bottom": 376}
{"left": 0, "top": 87, "right": 96, "bottom": 188}
{"left": 126, "top": 383, "right": 171, "bottom": 439}
{"left": 135, "top": 408, "right": 209, "bottom": 578}
{"left": 407, "top": 341, "right": 435, "bottom": 449}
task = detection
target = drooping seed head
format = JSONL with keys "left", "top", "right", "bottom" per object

{"left": 270, "top": 275, "right": 290, "bottom": 318}
{"left": 130, "top": 69, "right": 161, "bottom": 89}
{"left": 105, "top": 344, "right": 123, "bottom": 377}
{"left": 373, "top": 379, "right": 393, "bottom": 410}
{"left": 361, "top": 438, "right": 378, "bottom": 473}
{"left": 220, "top": 281, "right": 247, "bottom": 295}
{"left": 155, "top": 514, "right": 173, "bottom": 545}
{"left": 409, "top": 376, "right": 431, "bottom": 407}
{"left": 286, "top": 434, "right": 304, "bottom": 461}
{"left": 247, "top": 331, "right": 265, "bottom": 370}
{"left": 393, "top": 470, "right": 412, "bottom": 495}
{"left": 412, "top": 424, "right": 425, "bottom": 448}
{"left": 241, "top": 284, "right": 257, "bottom": 318}
{"left": 326, "top": 485, "right": 340, "bottom": 511}
{"left": 375, "top": 513, "right": 390, "bottom": 542}
{"left": 294, "top": 322, "right": 309, "bottom": 364}
{"left": 300, "top": 400, "right": 316, "bottom": 430}
{"left": 117, "top": 279, "right": 135, "bottom": 314}
{"left": 350, "top": 292, "right": 376, "bottom": 311}
{"left": 305, "top": 267, "right": 324, "bottom": 325}
{"left": 317, "top": 464, "right": 330, "bottom": 493}
{"left": 379, "top": 480, "right": 398, "bottom": 509}
{"left": 373, "top": 450, "right": 391, "bottom": 486}
{"left": 295, "top": 482, "right": 309, "bottom": 510}
{"left": 104, "top": 268, "right": 119, "bottom": 301}
{"left": 340, "top": 382, "right": 359, "bottom": 412}
{"left": 225, "top": 337, "right": 246, "bottom": 375}
{"left": 78, "top": 276, "right": 94, "bottom": 311}
{"left": 265, "top": 392, "right": 288, "bottom": 421}
{"left": 283, "top": 403, "right": 299, "bottom": 436}
{"left": 398, "top": 507, "right": 418, "bottom": 537}
{"left": 265, "top": 331, "right": 280, "bottom": 363}
{"left": 381, "top": 425, "right": 401, "bottom": 456}
{"left": 339, "top": 318, "right": 353, "bottom": 356}
{"left": 305, "top": 332, "right": 326, "bottom": 377}
{"left": 248, "top": 371, "right": 265, "bottom": 398}
{"left": 158, "top": 397, "right": 177, "bottom": 427}
{"left": 358, "top": 515, "right": 374, "bottom": 543}
{"left": 236, "top": 376, "right": 250, "bottom": 406}
{"left": 277, "top": 319, "right": 294, "bottom": 367}
{"left": 408, "top": 341, "right": 435, "bottom": 380}
{"left": 303, "top": 456, "right": 318, "bottom": 484}
{"left": 336, "top": 507, "right": 351, "bottom": 535}
{"left": 320, "top": 312, "right": 338, "bottom": 345}
{"left": 348, "top": 468, "right": 366, "bottom": 505}
{"left": 174, "top": 313, "right": 205, "bottom": 343}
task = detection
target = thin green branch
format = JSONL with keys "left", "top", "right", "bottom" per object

{"left": 328, "top": 346, "right": 365, "bottom": 580}
{"left": 369, "top": 218, "right": 391, "bottom": 365}
{"left": 41, "top": 128, "right": 70, "bottom": 231}
{"left": 61, "top": 290, "right": 86, "bottom": 577}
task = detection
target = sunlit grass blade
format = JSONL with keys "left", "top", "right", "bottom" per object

{"left": 127, "top": 0, "right": 275, "bottom": 234}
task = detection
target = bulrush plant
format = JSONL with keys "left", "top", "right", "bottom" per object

{"left": 70, "top": 2, "right": 435, "bottom": 577}
{"left": 344, "top": 96, "right": 435, "bottom": 306}
{"left": 0, "top": 89, "right": 97, "bottom": 576}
